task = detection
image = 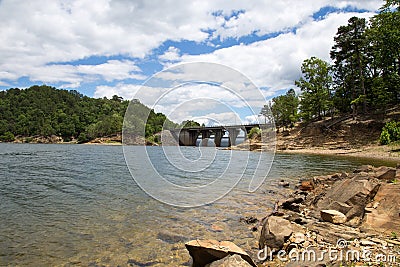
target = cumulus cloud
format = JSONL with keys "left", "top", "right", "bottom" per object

{"left": 177, "top": 11, "right": 376, "bottom": 97}
{"left": 0, "top": 0, "right": 382, "bottom": 94}
{"left": 159, "top": 47, "right": 181, "bottom": 62}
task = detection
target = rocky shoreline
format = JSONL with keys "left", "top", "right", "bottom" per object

{"left": 184, "top": 165, "right": 400, "bottom": 266}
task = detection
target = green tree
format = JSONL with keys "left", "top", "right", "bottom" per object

{"left": 270, "top": 89, "right": 299, "bottom": 129}
{"left": 0, "top": 131, "right": 15, "bottom": 142}
{"left": 330, "top": 17, "right": 368, "bottom": 113}
{"left": 295, "top": 57, "right": 332, "bottom": 120}
{"left": 367, "top": 1, "right": 400, "bottom": 107}
{"left": 181, "top": 120, "right": 200, "bottom": 128}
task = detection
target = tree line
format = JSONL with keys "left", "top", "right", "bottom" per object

{"left": 0, "top": 85, "right": 177, "bottom": 143}
{"left": 263, "top": 0, "right": 399, "bottom": 129}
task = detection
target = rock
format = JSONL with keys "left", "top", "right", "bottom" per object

{"left": 259, "top": 216, "right": 296, "bottom": 250}
{"left": 157, "top": 231, "right": 187, "bottom": 244}
{"left": 320, "top": 210, "right": 347, "bottom": 224}
{"left": 211, "top": 224, "right": 224, "bottom": 232}
{"left": 290, "top": 232, "right": 306, "bottom": 244}
{"left": 299, "top": 180, "right": 314, "bottom": 191}
{"left": 328, "top": 201, "right": 352, "bottom": 215}
{"left": 363, "top": 183, "right": 400, "bottom": 234}
{"left": 375, "top": 166, "right": 396, "bottom": 181}
{"left": 360, "top": 239, "right": 376, "bottom": 246}
{"left": 354, "top": 165, "right": 374, "bottom": 173}
{"left": 239, "top": 216, "right": 258, "bottom": 224}
{"left": 279, "top": 180, "right": 290, "bottom": 187}
{"left": 205, "top": 254, "right": 252, "bottom": 267}
{"left": 310, "top": 176, "right": 380, "bottom": 226}
{"left": 281, "top": 197, "right": 304, "bottom": 212}
{"left": 185, "top": 240, "right": 256, "bottom": 267}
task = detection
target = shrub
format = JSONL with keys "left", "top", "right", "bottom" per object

{"left": 247, "top": 127, "right": 261, "bottom": 138}
{"left": 380, "top": 121, "right": 400, "bottom": 145}
{"left": 0, "top": 131, "right": 15, "bottom": 142}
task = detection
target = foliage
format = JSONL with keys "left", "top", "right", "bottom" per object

{"left": 269, "top": 0, "right": 399, "bottom": 126}
{"left": 269, "top": 89, "right": 299, "bottom": 128}
{"left": 247, "top": 127, "right": 261, "bottom": 138}
{"left": 181, "top": 120, "right": 200, "bottom": 128}
{"left": 295, "top": 57, "right": 333, "bottom": 120}
{"left": 0, "top": 131, "right": 15, "bottom": 142}
{"left": 380, "top": 121, "right": 400, "bottom": 145}
{"left": 330, "top": 16, "right": 368, "bottom": 113}
{"left": 0, "top": 85, "right": 177, "bottom": 142}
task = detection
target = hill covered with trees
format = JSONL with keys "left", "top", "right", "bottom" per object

{"left": 263, "top": 0, "right": 399, "bottom": 145}
{"left": 0, "top": 85, "right": 177, "bottom": 143}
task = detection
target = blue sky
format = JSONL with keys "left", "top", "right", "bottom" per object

{"left": 0, "top": 0, "right": 382, "bottom": 124}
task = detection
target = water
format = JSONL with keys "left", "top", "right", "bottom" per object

{"left": 0, "top": 143, "right": 395, "bottom": 266}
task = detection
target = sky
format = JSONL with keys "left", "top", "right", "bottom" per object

{"left": 0, "top": 0, "right": 383, "bottom": 125}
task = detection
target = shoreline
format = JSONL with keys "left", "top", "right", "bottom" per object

{"left": 2, "top": 140, "right": 399, "bottom": 162}
{"left": 276, "top": 144, "right": 400, "bottom": 163}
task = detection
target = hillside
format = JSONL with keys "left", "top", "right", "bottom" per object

{"left": 0, "top": 85, "right": 177, "bottom": 144}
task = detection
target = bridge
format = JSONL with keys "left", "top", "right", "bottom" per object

{"left": 169, "top": 124, "right": 262, "bottom": 147}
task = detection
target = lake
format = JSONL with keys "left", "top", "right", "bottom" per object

{"left": 0, "top": 143, "right": 394, "bottom": 266}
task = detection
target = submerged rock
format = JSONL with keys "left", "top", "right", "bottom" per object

{"left": 156, "top": 231, "right": 187, "bottom": 244}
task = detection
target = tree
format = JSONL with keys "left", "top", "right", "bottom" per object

{"left": 0, "top": 131, "right": 15, "bottom": 142}
{"left": 270, "top": 89, "right": 299, "bottom": 129}
{"left": 181, "top": 120, "right": 200, "bottom": 128}
{"left": 295, "top": 57, "right": 332, "bottom": 120}
{"left": 367, "top": 1, "right": 400, "bottom": 107}
{"left": 0, "top": 85, "right": 178, "bottom": 143}
{"left": 330, "top": 17, "right": 368, "bottom": 113}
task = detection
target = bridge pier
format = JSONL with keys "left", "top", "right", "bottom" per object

{"left": 200, "top": 130, "right": 211, "bottom": 146}
{"left": 213, "top": 129, "right": 224, "bottom": 147}
{"left": 226, "top": 127, "right": 240, "bottom": 147}
{"left": 178, "top": 129, "right": 200, "bottom": 146}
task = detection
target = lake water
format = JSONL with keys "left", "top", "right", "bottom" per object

{"left": 0, "top": 143, "right": 395, "bottom": 266}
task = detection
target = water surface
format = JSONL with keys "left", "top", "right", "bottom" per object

{"left": 0, "top": 143, "right": 394, "bottom": 266}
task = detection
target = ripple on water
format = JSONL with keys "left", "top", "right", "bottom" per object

{"left": 0, "top": 144, "right": 396, "bottom": 266}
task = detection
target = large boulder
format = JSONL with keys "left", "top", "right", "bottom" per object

{"left": 310, "top": 175, "right": 380, "bottom": 226}
{"left": 374, "top": 166, "right": 396, "bottom": 181}
{"left": 363, "top": 183, "right": 400, "bottom": 234}
{"left": 185, "top": 240, "right": 256, "bottom": 267}
{"left": 259, "top": 216, "right": 300, "bottom": 250}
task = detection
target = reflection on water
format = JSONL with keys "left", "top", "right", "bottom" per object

{"left": 0, "top": 144, "right": 395, "bottom": 266}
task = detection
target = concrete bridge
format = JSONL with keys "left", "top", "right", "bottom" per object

{"left": 169, "top": 124, "right": 261, "bottom": 147}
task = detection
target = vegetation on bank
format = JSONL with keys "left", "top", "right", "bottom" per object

{"left": 262, "top": 0, "right": 399, "bottom": 138}
{"left": 0, "top": 85, "right": 177, "bottom": 143}
{"left": 380, "top": 121, "right": 400, "bottom": 144}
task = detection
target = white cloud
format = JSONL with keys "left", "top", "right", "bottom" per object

{"left": 23, "top": 60, "right": 144, "bottom": 87}
{"left": 94, "top": 83, "right": 141, "bottom": 99}
{"left": 177, "top": 11, "right": 376, "bottom": 96}
{"left": 159, "top": 47, "right": 181, "bottom": 62}
{"left": 0, "top": 0, "right": 382, "bottom": 90}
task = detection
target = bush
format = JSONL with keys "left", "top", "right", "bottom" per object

{"left": 380, "top": 121, "right": 400, "bottom": 145}
{"left": 77, "top": 132, "right": 90, "bottom": 144}
{"left": 0, "top": 131, "right": 15, "bottom": 142}
{"left": 247, "top": 127, "right": 261, "bottom": 138}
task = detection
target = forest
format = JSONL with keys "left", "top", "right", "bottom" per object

{"left": 262, "top": 0, "right": 400, "bottom": 143}
{"left": 0, "top": 85, "right": 177, "bottom": 143}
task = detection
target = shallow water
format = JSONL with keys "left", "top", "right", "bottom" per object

{"left": 0, "top": 143, "right": 395, "bottom": 266}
